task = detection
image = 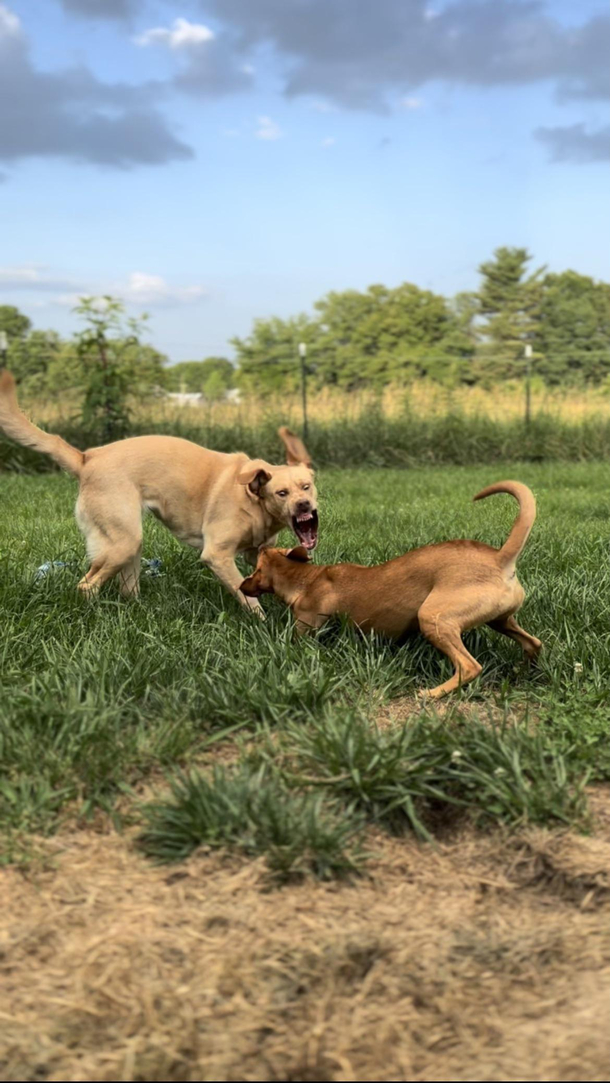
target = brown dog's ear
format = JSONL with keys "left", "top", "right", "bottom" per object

{"left": 286, "top": 546, "right": 310, "bottom": 563}
{"left": 237, "top": 461, "right": 272, "bottom": 496}
{"left": 278, "top": 426, "right": 313, "bottom": 468}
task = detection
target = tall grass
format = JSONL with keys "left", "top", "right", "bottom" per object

{"left": 6, "top": 381, "right": 610, "bottom": 471}
{"left": 20, "top": 378, "right": 610, "bottom": 425}
{"left": 6, "top": 402, "right": 610, "bottom": 473}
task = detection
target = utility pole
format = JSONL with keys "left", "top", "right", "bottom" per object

{"left": 524, "top": 343, "right": 532, "bottom": 428}
{"left": 298, "top": 342, "right": 309, "bottom": 443}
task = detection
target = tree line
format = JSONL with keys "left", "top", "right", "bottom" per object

{"left": 2, "top": 248, "right": 610, "bottom": 401}
{"left": 234, "top": 248, "right": 610, "bottom": 392}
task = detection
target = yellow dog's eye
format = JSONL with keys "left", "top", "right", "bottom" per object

{"left": 302, "top": 484, "right": 310, "bottom": 490}
{"left": 277, "top": 489, "right": 288, "bottom": 497}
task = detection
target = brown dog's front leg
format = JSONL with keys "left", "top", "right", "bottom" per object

{"left": 293, "top": 608, "right": 327, "bottom": 636}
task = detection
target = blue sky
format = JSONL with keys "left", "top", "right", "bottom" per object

{"left": 1, "top": 0, "right": 609, "bottom": 361}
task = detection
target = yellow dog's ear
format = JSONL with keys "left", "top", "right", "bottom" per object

{"left": 286, "top": 546, "right": 310, "bottom": 563}
{"left": 237, "top": 461, "right": 272, "bottom": 496}
{"left": 278, "top": 426, "right": 313, "bottom": 468}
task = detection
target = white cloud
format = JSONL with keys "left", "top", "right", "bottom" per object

{"left": 11, "top": 269, "right": 208, "bottom": 310}
{"left": 0, "top": 265, "right": 78, "bottom": 291}
{"left": 0, "top": 4, "right": 20, "bottom": 38}
{"left": 321, "top": 136, "right": 336, "bottom": 147}
{"left": 120, "top": 272, "right": 207, "bottom": 307}
{"left": 135, "top": 17, "right": 214, "bottom": 50}
{"left": 255, "top": 115, "right": 282, "bottom": 141}
{"left": 401, "top": 96, "right": 423, "bottom": 109}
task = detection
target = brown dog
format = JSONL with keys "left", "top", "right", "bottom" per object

{"left": 240, "top": 481, "right": 541, "bottom": 697}
{"left": 0, "top": 370, "right": 318, "bottom": 611}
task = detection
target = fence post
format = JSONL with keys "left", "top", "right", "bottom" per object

{"left": 298, "top": 342, "right": 309, "bottom": 443}
{"left": 524, "top": 343, "right": 532, "bottom": 428}
{"left": 0, "top": 330, "right": 7, "bottom": 369}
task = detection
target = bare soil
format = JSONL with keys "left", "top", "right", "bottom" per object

{"left": 1, "top": 796, "right": 609, "bottom": 1082}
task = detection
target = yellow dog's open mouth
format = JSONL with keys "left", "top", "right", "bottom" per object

{"left": 292, "top": 509, "right": 318, "bottom": 550}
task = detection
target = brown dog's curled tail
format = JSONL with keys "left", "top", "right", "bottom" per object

{"left": 0, "top": 369, "right": 84, "bottom": 476}
{"left": 473, "top": 480, "right": 536, "bottom": 570}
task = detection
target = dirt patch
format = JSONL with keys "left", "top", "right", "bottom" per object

{"left": 375, "top": 693, "right": 535, "bottom": 730}
{"left": 1, "top": 822, "right": 609, "bottom": 1082}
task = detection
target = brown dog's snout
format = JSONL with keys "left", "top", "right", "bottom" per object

{"left": 295, "top": 499, "right": 312, "bottom": 514}
{"left": 240, "top": 575, "right": 257, "bottom": 596}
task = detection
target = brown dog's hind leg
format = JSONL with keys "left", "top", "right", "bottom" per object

{"left": 418, "top": 606, "right": 483, "bottom": 699}
{"left": 488, "top": 615, "right": 542, "bottom": 661}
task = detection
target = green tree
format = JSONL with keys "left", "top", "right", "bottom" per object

{"left": 0, "top": 305, "right": 31, "bottom": 343}
{"left": 438, "top": 292, "right": 481, "bottom": 384}
{"left": 42, "top": 341, "right": 86, "bottom": 393}
{"left": 232, "top": 284, "right": 476, "bottom": 392}
{"left": 75, "top": 296, "right": 147, "bottom": 442}
{"left": 165, "top": 357, "right": 234, "bottom": 394}
{"left": 312, "top": 288, "right": 380, "bottom": 386}
{"left": 313, "top": 282, "right": 471, "bottom": 387}
{"left": 119, "top": 341, "right": 168, "bottom": 393}
{"left": 203, "top": 369, "right": 229, "bottom": 401}
{"left": 535, "top": 271, "right": 610, "bottom": 384}
{"left": 476, "top": 247, "right": 544, "bottom": 379}
{"left": 7, "top": 330, "right": 63, "bottom": 392}
{"left": 233, "top": 315, "right": 314, "bottom": 396}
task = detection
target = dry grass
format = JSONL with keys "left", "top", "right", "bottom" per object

{"left": 22, "top": 379, "right": 610, "bottom": 429}
{"left": 1, "top": 806, "right": 609, "bottom": 1082}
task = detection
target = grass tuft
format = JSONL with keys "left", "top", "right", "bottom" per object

{"left": 139, "top": 765, "right": 364, "bottom": 882}
{"left": 278, "top": 711, "right": 590, "bottom": 839}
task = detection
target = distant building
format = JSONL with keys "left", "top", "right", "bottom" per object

{"left": 166, "top": 392, "right": 205, "bottom": 406}
{"left": 164, "top": 387, "right": 242, "bottom": 406}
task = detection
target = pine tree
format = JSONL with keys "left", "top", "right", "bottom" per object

{"left": 476, "top": 247, "right": 544, "bottom": 380}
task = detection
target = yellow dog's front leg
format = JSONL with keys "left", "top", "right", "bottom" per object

{"left": 201, "top": 545, "right": 265, "bottom": 618}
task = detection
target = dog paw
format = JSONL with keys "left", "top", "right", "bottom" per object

{"left": 418, "top": 687, "right": 446, "bottom": 702}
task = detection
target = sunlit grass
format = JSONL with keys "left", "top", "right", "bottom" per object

{"left": 0, "top": 463, "right": 608, "bottom": 864}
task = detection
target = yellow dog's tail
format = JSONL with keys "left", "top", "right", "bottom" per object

{"left": 0, "top": 369, "right": 84, "bottom": 476}
{"left": 473, "top": 480, "right": 536, "bottom": 571}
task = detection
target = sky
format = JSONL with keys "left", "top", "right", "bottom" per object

{"left": 1, "top": 0, "right": 609, "bottom": 362}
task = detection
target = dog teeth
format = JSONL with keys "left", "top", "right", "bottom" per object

{"left": 296, "top": 514, "right": 313, "bottom": 522}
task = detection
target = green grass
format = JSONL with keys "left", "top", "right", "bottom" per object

{"left": 271, "top": 711, "right": 589, "bottom": 839}
{"left": 138, "top": 764, "right": 364, "bottom": 882}
{"left": 0, "top": 462, "right": 608, "bottom": 870}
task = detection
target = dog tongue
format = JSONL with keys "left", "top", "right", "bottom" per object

{"left": 298, "top": 523, "right": 317, "bottom": 549}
